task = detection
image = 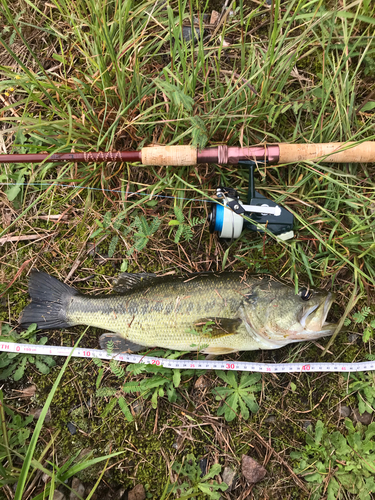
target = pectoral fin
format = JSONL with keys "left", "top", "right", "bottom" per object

{"left": 99, "top": 333, "right": 148, "bottom": 353}
{"left": 194, "top": 317, "right": 242, "bottom": 338}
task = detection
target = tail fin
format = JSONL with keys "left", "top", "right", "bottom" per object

{"left": 20, "top": 270, "right": 79, "bottom": 330}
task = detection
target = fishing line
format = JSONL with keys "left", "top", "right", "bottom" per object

{"left": 0, "top": 182, "right": 212, "bottom": 203}
{"left": 1, "top": 342, "right": 374, "bottom": 373}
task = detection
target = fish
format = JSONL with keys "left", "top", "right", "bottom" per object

{"left": 20, "top": 270, "right": 338, "bottom": 355}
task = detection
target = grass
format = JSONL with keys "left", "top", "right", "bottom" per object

{"left": 0, "top": 0, "right": 375, "bottom": 498}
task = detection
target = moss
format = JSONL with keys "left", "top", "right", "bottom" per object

{"left": 31, "top": 364, "right": 212, "bottom": 496}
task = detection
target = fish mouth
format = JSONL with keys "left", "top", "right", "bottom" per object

{"left": 301, "top": 292, "right": 337, "bottom": 333}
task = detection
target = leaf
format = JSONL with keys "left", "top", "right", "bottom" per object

{"left": 113, "top": 215, "right": 126, "bottom": 230}
{"left": 361, "top": 101, "right": 375, "bottom": 112}
{"left": 96, "top": 387, "right": 117, "bottom": 398}
{"left": 239, "top": 372, "right": 262, "bottom": 389}
{"left": 101, "top": 397, "right": 118, "bottom": 418}
{"left": 173, "top": 206, "right": 184, "bottom": 223}
{"left": 358, "top": 399, "right": 367, "bottom": 415}
{"left": 110, "top": 360, "right": 125, "bottom": 378}
{"left": 34, "top": 359, "right": 50, "bottom": 374}
{"left": 17, "top": 427, "right": 30, "bottom": 446}
{"left": 140, "top": 376, "right": 167, "bottom": 391}
{"left": 0, "top": 356, "right": 12, "bottom": 368}
{"left": 212, "top": 386, "right": 232, "bottom": 400}
{"left": 305, "top": 472, "right": 324, "bottom": 483}
{"left": 25, "top": 323, "right": 37, "bottom": 335}
{"left": 151, "top": 389, "right": 158, "bottom": 409}
{"left": 122, "top": 381, "right": 142, "bottom": 394}
{"left": 174, "top": 224, "right": 184, "bottom": 243}
{"left": 0, "top": 364, "right": 16, "bottom": 380}
{"left": 146, "top": 200, "right": 158, "bottom": 207}
{"left": 154, "top": 79, "right": 194, "bottom": 111}
{"left": 327, "top": 477, "right": 340, "bottom": 500}
{"left": 225, "top": 371, "right": 238, "bottom": 389}
{"left": 41, "top": 355, "right": 55, "bottom": 367}
{"left": 173, "top": 369, "right": 181, "bottom": 388}
{"left": 90, "top": 228, "right": 103, "bottom": 239}
{"left": 238, "top": 395, "right": 249, "bottom": 420}
{"left": 108, "top": 236, "right": 119, "bottom": 258}
{"left": 166, "top": 385, "right": 177, "bottom": 403}
{"left": 118, "top": 397, "right": 133, "bottom": 422}
{"left": 103, "top": 211, "right": 112, "bottom": 228}
{"left": 191, "top": 115, "right": 208, "bottom": 149}
{"left": 6, "top": 175, "right": 24, "bottom": 201}
{"left": 202, "top": 463, "right": 221, "bottom": 480}
{"left": 96, "top": 368, "right": 104, "bottom": 389}
{"left": 314, "top": 420, "right": 324, "bottom": 445}
{"left": 223, "top": 392, "right": 239, "bottom": 422}
{"left": 363, "top": 326, "right": 373, "bottom": 343}
{"left": 197, "top": 483, "right": 221, "bottom": 499}
{"left": 215, "top": 371, "right": 231, "bottom": 384}
{"left": 312, "top": 88, "right": 324, "bottom": 98}
{"left": 168, "top": 220, "right": 180, "bottom": 226}
{"left": 126, "top": 363, "right": 147, "bottom": 376}
{"left": 13, "top": 363, "right": 26, "bottom": 381}
{"left": 241, "top": 393, "right": 259, "bottom": 414}
{"left": 330, "top": 431, "right": 351, "bottom": 456}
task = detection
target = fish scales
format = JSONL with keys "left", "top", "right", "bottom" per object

{"left": 66, "top": 274, "right": 248, "bottom": 351}
{"left": 20, "top": 271, "right": 338, "bottom": 354}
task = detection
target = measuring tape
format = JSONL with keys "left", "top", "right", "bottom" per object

{"left": 1, "top": 342, "right": 374, "bottom": 373}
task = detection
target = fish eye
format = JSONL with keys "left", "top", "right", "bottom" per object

{"left": 299, "top": 288, "right": 312, "bottom": 301}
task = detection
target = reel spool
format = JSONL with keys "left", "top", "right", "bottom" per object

{"left": 208, "top": 162, "right": 294, "bottom": 241}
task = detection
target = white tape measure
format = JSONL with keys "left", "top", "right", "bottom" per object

{"left": 1, "top": 342, "right": 374, "bottom": 373}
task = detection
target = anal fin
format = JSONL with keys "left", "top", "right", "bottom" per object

{"left": 99, "top": 333, "right": 147, "bottom": 353}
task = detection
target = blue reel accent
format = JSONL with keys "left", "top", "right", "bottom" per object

{"left": 214, "top": 203, "right": 224, "bottom": 232}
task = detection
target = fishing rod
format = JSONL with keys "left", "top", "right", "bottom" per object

{"left": 2, "top": 141, "right": 371, "bottom": 242}
{"left": 1, "top": 141, "right": 374, "bottom": 165}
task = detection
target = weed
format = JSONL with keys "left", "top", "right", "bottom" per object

{"left": 128, "top": 215, "right": 162, "bottom": 255}
{"left": 0, "top": 336, "right": 123, "bottom": 498}
{"left": 346, "top": 372, "right": 375, "bottom": 415}
{"left": 212, "top": 371, "right": 261, "bottom": 422}
{"left": 0, "top": 391, "right": 33, "bottom": 475}
{"left": 0, "top": 323, "right": 56, "bottom": 381}
{"left": 292, "top": 419, "right": 375, "bottom": 500}
{"left": 96, "top": 352, "right": 206, "bottom": 419}
{"left": 166, "top": 453, "right": 227, "bottom": 499}
{"left": 344, "top": 306, "right": 375, "bottom": 343}
{"left": 168, "top": 206, "right": 206, "bottom": 244}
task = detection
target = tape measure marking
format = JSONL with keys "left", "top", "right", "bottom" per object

{"left": 1, "top": 342, "right": 374, "bottom": 373}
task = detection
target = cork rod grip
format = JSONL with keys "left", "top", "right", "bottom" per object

{"left": 278, "top": 142, "right": 375, "bottom": 163}
{"left": 141, "top": 146, "right": 197, "bottom": 166}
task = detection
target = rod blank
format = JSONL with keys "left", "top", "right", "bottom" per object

{"left": 0, "top": 142, "right": 373, "bottom": 165}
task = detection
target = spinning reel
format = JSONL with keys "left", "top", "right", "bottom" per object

{"left": 208, "top": 162, "right": 294, "bottom": 241}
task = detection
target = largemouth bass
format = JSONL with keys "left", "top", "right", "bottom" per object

{"left": 20, "top": 270, "right": 337, "bottom": 355}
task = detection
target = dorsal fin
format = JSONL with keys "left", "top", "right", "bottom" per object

{"left": 112, "top": 272, "right": 157, "bottom": 293}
